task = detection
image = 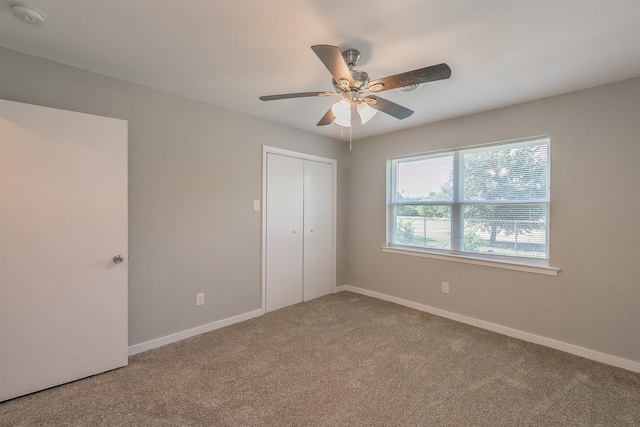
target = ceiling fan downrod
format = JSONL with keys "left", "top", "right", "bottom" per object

{"left": 342, "top": 49, "right": 361, "bottom": 68}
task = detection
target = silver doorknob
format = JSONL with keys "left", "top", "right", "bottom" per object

{"left": 113, "top": 255, "right": 124, "bottom": 264}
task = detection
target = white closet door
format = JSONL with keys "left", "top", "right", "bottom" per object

{"left": 303, "top": 160, "right": 334, "bottom": 301}
{"left": 265, "top": 153, "right": 303, "bottom": 312}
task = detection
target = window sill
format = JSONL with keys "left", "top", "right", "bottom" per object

{"left": 381, "top": 246, "right": 560, "bottom": 276}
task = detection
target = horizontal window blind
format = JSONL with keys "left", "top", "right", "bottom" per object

{"left": 389, "top": 138, "right": 550, "bottom": 260}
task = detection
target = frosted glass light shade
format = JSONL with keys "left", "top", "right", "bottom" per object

{"left": 331, "top": 98, "right": 351, "bottom": 127}
{"left": 357, "top": 102, "right": 378, "bottom": 124}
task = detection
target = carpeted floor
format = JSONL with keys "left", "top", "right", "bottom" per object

{"left": 1, "top": 291, "right": 639, "bottom": 426}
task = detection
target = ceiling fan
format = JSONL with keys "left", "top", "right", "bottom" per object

{"left": 259, "top": 45, "right": 451, "bottom": 128}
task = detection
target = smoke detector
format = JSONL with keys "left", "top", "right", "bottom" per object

{"left": 11, "top": 4, "right": 46, "bottom": 25}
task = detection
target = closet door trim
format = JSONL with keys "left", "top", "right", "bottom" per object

{"left": 261, "top": 146, "right": 337, "bottom": 312}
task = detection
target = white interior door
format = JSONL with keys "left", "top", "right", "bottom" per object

{"left": 303, "top": 160, "right": 334, "bottom": 301}
{"left": 265, "top": 153, "right": 303, "bottom": 312}
{"left": 0, "top": 99, "right": 128, "bottom": 402}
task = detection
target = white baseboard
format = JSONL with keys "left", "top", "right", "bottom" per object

{"left": 335, "top": 285, "right": 640, "bottom": 374}
{"left": 128, "top": 308, "right": 265, "bottom": 356}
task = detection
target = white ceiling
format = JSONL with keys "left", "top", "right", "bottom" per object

{"left": 1, "top": 0, "right": 640, "bottom": 141}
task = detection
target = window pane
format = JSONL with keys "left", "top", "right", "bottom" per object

{"left": 394, "top": 205, "right": 451, "bottom": 249}
{"left": 396, "top": 155, "right": 453, "bottom": 202}
{"left": 389, "top": 138, "right": 550, "bottom": 261}
{"left": 462, "top": 142, "right": 549, "bottom": 202}
{"left": 462, "top": 204, "right": 547, "bottom": 258}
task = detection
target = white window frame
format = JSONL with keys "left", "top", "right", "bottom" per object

{"left": 383, "top": 137, "right": 559, "bottom": 276}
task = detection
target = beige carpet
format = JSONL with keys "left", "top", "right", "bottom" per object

{"left": 1, "top": 291, "right": 639, "bottom": 426}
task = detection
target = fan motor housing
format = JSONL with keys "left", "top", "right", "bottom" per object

{"left": 332, "top": 69, "right": 370, "bottom": 92}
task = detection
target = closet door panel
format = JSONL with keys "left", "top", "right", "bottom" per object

{"left": 265, "top": 154, "right": 303, "bottom": 312}
{"left": 303, "top": 160, "right": 334, "bottom": 301}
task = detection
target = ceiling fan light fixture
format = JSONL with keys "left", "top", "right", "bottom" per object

{"left": 356, "top": 101, "right": 378, "bottom": 124}
{"left": 331, "top": 98, "right": 351, "bottom": 127}
{"left": 258, "top": 45, "right": 451, "bottom": 133}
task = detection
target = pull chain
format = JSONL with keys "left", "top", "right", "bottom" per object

{"left": 338, "top": 125, "right": 352, "bottom": 150}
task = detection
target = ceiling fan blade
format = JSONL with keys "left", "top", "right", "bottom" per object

{"left": 260, "top": 91, "right": 333, "bottom": 101}
{"left": 311, "top": 45, "right": 354, "bottom": 89}
{"left": 368, "top": 63, "right": 451, "bottom": 92}
{"left": 364, "top": 95, "right": 414, "bottom": 120}
{"left": 316, "top": 107, "right": 336, "bottom": 126}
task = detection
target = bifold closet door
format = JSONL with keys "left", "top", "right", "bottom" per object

{"left": 303, "top": 160, "right": 334, "bottom": 301}
{"left": 265, "top": 153, "right": 303, "bottom": 312}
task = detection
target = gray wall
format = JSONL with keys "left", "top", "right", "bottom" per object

{"left": 348, "top": 77, "right": 640, "bottom": 363}
{"left": 0, "top": 47, "right": 350, "bottom": 346}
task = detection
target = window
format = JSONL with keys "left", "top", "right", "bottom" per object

{"left": 388, "top": 137, "right": 550, "bottom": 261}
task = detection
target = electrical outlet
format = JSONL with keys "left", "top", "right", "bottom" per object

{"left": 196, "top": 293, "right": 205, "bottom": 306}
{"left": 442, "top": 282, "right": 450, "bottom": 294}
